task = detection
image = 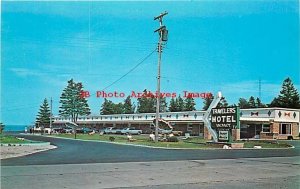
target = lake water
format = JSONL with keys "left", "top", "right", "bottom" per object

{"left": 4, "top": 125, "right": 28, "bottom": 132}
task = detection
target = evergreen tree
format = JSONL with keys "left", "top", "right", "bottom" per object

{"left": 248, "top": 96, "right": 256, "bottom": 108}
{"left": 217, "top": 97, "right": 228, "bottom": 108}
{"left": 256, "top": 97, "right": 267, "bottom": 108}
{"left": 123, "top": 96, "right": 135, "bottom": 114}
{"left": 169, "top": 98, "right": 178, "bottom": 112}
{"left": 177, "top": 95, "right": 185, "bottom": 111}
{"left": 168, "top": 96, "right": 186, "bottom": 112}
{"left": 114, "top": 103, "right": 124, "bottom": 114}
{"left": 59, "top": 79, "right": 91, "bottom": 122}
{"left": 270, "top": 77, "right": 300, "bottom": 108}
{"left": 0, "top": 123, "right": 5, "bottom": 134}
{"left": 203, "top": 95, "right": 214, "bottom": 110}
{"left": 137, "top": 90, "right": 156, "bottom": 113}
{"left": 238, "top": 98, "right": 250, "bottom": 109}
{"left": 100, "top": 98, "right": 115, "bottom": 115}
{"left": 184, "top": 97, "right": 196, "bottom": 111}
{"left": 159, "top": 97, "right": 168, "bottom": 112}
{"left": 203, "top": 95, "right": 230, "bottom": 110}
{"left": 36, "top": 98, "right": 51, "bottom": 127}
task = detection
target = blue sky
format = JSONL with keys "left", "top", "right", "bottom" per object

{"left": 1, "top": 1, "right": 299, "bottom": 125}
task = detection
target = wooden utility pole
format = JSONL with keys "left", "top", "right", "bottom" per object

{"left": 154, "top": 11, "right": 168, "bottom": 142}
{"left": 50, "top": 97, "right": 52, "bottom": 135}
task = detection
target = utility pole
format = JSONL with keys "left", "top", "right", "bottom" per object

{"left": 154, "top": 11, "right": 168, "bottom": 142}
{"left": 258, "top": 78, "right": 261, "bottom": 100}
{"left": 50, "top": 97, "right": 52, "bottom": 135}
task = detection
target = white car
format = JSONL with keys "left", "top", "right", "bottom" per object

{"left": 103, "top": 127, "right": 123, "bottom": 134}
{"left": 121, "top": 128, "right": 142, "bottom": 135}
{"left": 103, "top": 127, "right": 115, "bottom": 134}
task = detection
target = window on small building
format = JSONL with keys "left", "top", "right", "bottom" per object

{"left": 262, "top": 124, "right": 270, "bottom": 133}
{"left": 280, "top": 123, "right": 292, "bottom": 135}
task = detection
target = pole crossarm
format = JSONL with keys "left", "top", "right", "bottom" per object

{"left": 154, "top": 25, "right": 166, "bottom": 33}
{"left": 203, "top": 92, "right": 222, "bottom": 142}
{"left": 154, "top": 11, "right": 168, "bottom": 21}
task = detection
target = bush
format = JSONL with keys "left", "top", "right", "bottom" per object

{"left": 287, "top": 136, "right": 293, "bottom": 140}
{"left": 109, "top": 136, "right": 115, "bottom": 142}
{"left": 167, "top": 136, "right": 179, "bottom": 142}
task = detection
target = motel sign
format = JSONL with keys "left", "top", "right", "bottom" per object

{"left": 211, "top": 107, "right": 239, "bottom": 129}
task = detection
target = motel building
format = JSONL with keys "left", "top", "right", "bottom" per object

{"left": 53, "top": 107, "right": 300, "bottom": 140}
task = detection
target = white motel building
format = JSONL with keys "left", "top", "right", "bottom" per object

{"left": 53, "top": 107, "right": 300, "bottom": 140}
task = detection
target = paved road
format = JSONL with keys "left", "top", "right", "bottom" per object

{"left": 2, "top": 157, "right": 300, "bottom": 189}
{"left": 1, "top": 134, "right": 299, "bottom": 166}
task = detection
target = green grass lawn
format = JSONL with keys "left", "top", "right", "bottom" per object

{"left": 237, "top": 140, "right": 293, "bottom": 148}
{"left": 53, "top": 134, "right": 292, "bottom": 149}
{"left": 0, "top": 135, "right": 29, "bottom": 144}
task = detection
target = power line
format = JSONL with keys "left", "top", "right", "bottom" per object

{"left": 102, "top": 48, "right": 157, "bottom": 90}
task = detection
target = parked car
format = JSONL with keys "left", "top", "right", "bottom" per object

{"left": 103, "top": 127, "right": 122, "bottom": 134}
{"left": 157, "top": 128, "right": 173, "bottom": 134}
{"left": 121, "top": 128, "right": 142, "bottom": 135}
{"left": 103, "top": 127, "right": 115, "bottom": 134}
{"left": 63, "top": 127, "right": 73, "bottom": 134}
{"left": 76, "top": 127, "right": 93, "bottom": 134}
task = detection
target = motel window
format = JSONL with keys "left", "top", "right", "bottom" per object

{"left": 262, "top": 124, "right": 270, "bottom": 133}
{"left": 280, "top": 123, "right": 292, "bottom": 135}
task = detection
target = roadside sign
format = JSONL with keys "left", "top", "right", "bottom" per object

{"left": 211, "top": 107, "right": 239, "bottom": 129}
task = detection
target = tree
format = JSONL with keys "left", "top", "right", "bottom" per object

{"left": 36, "top": 98, "right": 51, "bottom": 127}
{"left": 203, "top": 95, "right": 230, "bottom": 110}
{"left": 137, "top": 90, "right": 156, "bottom": 113}
{"left": 114, "top": 103, "right": 124, "bottom": 114}
{"left": 123, "top": 96, "right": 135, "bottom": 114}
{"left": 270, "top": 77, "right": 300, "bottom": 108}
{"left": 159, "top": 97, "right": 168, "bottom": 112}
{"left": 0, "top": 123, "right": 5, "bottom": 134}
{"left": 59, "top": 79, "right": 91, "bottom": 122}
{"left": 168, "top": 96, "right": 186, "bottom": 112}
{"left": 184, "top": 97, "right": 196, "bottom": 111}
{"left": 256, "top": 97, "right": 267, "bottom": 108}
{"left": 217, "top": 97, "right": 228, "bottom": 108}
{"left": 248, "top": 96, "right": 256, "bottom": 108}
{"left": 238, "top": 98, "right": 250, "bottom": 109}
{"left": 169, "top": 98, "right": 177, "bottom": 112}
{"left": 177, "top": 95, "right": 185, "bottom": 111}
{"left": 100, "top": 98, "right": 115, "bottom": 115}
{"left": 203, "top": 95, "right": 214, "bottom": 110}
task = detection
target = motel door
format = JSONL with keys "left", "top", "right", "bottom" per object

{"left": 255, "top": 124, "right": 262, "bottom": 137}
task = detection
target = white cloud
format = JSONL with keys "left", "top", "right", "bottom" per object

{"left": 10, "top": 67, "right": 67, "bottom": 88}
{"left": 10, "top": 68, "right": 44, "bottom": 77}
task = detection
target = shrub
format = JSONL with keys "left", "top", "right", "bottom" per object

{"left": 109, "top": 136, "right": 115, "bottom": 142}
{"left": 287, "top": 136, "right": 293, "bottom": 140}
{"left": 167, "top": 136, "right": 179, "bottom": 142}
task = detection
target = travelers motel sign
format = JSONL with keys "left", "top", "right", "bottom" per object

{"left": 211, "top": 107, "right": 239, "bottom": 129}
